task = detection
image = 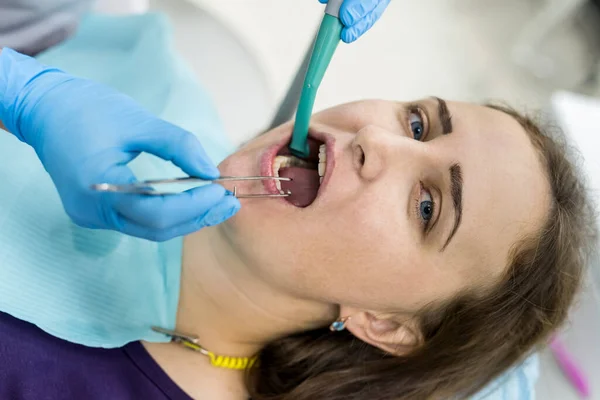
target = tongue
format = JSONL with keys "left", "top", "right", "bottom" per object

{"left": 279, "top": 167, "right": 320, "bottom": 208}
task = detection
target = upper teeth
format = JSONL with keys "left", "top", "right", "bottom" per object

{"left": 318, "top": 144, "right": 326, "bottom": 184}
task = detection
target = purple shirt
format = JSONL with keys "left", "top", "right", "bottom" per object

{"left": 0, "top": 312, "right": 193, "bottom": 400}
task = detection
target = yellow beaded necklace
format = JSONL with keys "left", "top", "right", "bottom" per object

{"left": 151, "top": 326, "right": 258, "bottom": 370}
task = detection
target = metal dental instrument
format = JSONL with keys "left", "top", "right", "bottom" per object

{"left": 91, "top": 176, "right": 292, "bottom": 198}
{"left": 288, "top": 0, "right": 343, "bottom": 159}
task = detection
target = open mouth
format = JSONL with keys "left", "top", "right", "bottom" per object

{"left": 273, "top": 137, "right": 326, "bottom": 208}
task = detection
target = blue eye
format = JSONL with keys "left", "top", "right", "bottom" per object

{"left": 420, "top": 200, "right": 434, "bottom": 221}
{"left": 409, "top": 110, "right": 426, "bottom": 141}
{"left": 417, "top": 187, "right": 435, "bottom": 231}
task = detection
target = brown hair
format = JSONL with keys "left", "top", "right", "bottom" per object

{"left": 246, "top": 105, "right": 597, "bottom": 400}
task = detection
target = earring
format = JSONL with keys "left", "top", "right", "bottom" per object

{"left": 329, "top": 316, "right": 350, "bottom": 332}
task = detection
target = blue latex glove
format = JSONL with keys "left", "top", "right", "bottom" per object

{"left": 319, "top": 0, "right": 391, "bottom": 43}
{"left": 0, "top": 48, "right": 240, "bottom": 242}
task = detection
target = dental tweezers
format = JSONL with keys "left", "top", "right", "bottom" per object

{"left": 91, "top": 176, "right": 291, "bottom": 198}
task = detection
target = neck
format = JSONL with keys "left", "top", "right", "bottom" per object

{"left": 175, "top": 224, "right": 334, "bottom": 359}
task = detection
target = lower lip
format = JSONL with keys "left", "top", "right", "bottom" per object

{"left": 259, "top": 130, "right": 335, "bottom": 206}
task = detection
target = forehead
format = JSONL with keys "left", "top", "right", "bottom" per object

{"left": 440, "top": 101, "right": 551, "bottom": 282}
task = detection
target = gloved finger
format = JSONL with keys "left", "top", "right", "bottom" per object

{"left": 341, "top": 0, "right": 389, "bottom": 43}
{"left": 319, "top": 0, "right": 328, "bottom": 3}
{"left": 117, "top": 195, "right": 240, "bottom": 242}
{"left": 113, "top": 183, "right": 237, "bottom": 231}
{"left": 339, "top": 0, "right": 380, "bottom": 27}
{"left": 130, "top": 121, "right": 220, "bottom": 180}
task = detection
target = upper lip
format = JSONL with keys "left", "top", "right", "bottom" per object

{"left": 260, "top": 128, "right": 335, "bottom": 205}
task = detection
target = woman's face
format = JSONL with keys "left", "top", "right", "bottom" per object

{"left": 217, "top": 99, "right": 550, "bottom": 313}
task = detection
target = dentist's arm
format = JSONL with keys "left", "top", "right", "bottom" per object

{"left": 0, "top": 48, "right": 240, "bottom": 242}
{"left": 318, "top": 0, "right": 391, "bottom": 43}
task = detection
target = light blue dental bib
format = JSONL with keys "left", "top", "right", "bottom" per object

{"left": 0, "top": 13, "right": 233, "bottom": 347}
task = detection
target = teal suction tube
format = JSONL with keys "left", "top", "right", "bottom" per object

{"left": 289, "top": 0, "right": 343, "bottom": 159}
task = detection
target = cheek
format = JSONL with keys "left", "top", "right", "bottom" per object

{"left": 218, "top": 152, "right": 247, "bottom": 178}
{"left": 292, "top": 198, "right": 422, "bottom": 304}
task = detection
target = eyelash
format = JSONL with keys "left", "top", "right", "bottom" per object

{"left": 407, "top": 105, "right": 429, "bottom": 141}
{"left": 415, "top": 183, "right": 436, "bottom": 233}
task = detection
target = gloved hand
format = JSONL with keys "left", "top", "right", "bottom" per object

{"left": 319, "top": 0, "right": 391, "bottom": 43}
{"left": 0, "top": 48, "right": 240, "bottom": 242}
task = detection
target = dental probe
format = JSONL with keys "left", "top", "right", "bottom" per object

{"left": 288, "top": 0, "right": 343, "bottom": 159}
{"left": 91, "top": 176, "right": 291, "bottom": 198}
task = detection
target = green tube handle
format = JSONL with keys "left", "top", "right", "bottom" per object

{"left": 289, "top": 13, "right": 343, "bottom": 158}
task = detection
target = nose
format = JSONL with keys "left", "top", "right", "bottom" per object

{"left": 352, "top": 125, "right": 429, "bottom": 181}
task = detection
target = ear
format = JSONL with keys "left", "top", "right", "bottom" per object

{"left": 339, "top": 307, "right": 422, "bottom": 356}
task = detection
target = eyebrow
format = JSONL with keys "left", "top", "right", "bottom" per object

{"left": 441, "top": 164, "right": 463, "bottom": 251}
{"left": 434, "top": 97, "right": 453, "bottom": 134}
